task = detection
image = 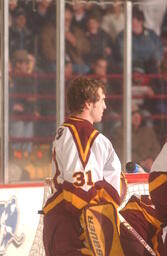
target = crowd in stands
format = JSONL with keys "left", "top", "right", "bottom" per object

{"left": 8, "top": 0, "right": 167, "bottom": 180}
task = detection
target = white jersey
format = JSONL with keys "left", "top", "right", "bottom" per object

{"left": 52, "top": 116, "right": 121, "bottom": 196}
{"left": 151, "top": 142, "right": 167, "bottom": 173}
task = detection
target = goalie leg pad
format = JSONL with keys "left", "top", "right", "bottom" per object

{"left": 80, "top": 202, "right": 125, "bottom": 256}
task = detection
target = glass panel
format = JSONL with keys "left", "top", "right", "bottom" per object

{"left": 8, "top": 0, "right": 125, "bottom": 182}
{"left": 65, "top": 0, "right": 125, "bottom": 166}
{"left": 130, "top": 1, "right": 166, "bottom": 172}
{"left": 6, "top": 0, "right": 167, "bottom": 182}
{"left": 94, "top": 1, "right": 125, "bottom": 168}
{"left": 103, "top": 0, "right": 167, "bottom": 173}
{"left": 8, "top": 0, "right": 57, "bottom": 182}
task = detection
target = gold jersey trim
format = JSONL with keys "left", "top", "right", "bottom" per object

{"left": 149, "top": 174, "right": 167, "bottom": 193}
{"left": 63, "top": 122, "right": 98, "bottom": 164}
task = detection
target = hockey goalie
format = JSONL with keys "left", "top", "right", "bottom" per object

{"left": 42, "top": 77, "right": 167, "bottom": 256}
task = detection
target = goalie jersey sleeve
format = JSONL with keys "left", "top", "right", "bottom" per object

{"left": 149, "top": 142, "right": 167, "bottom": 256}
{"left": 43, "top": 116, "right": 123, "bottom": 214}
{"left": 149, "top": 142, "right": 167, "bottom": 222}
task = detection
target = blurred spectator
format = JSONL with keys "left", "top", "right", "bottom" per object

{"left": 71, "top": 1, "right": 88, "bottom": 31}
{"left": 36, "top": 88, "right": 56, "bottom": 139}
{"left": 88, "top": 56, "right": 121, "bottom": 135}
{"left": 132, "top": 65, "right": 155, "bottom": 113}
{"left": 65, "top": 6, "right": 90, "bottom": 74}
{"left": 26, "top": 0, "right": 53, "bottom": 35}
{"left": 161, "top": 29, "right": 167, "bottom": 58}
{"left": 65, "top": 54, "right": 73, "bottom": 81}
{"left": 101, "top": 1, "right": 124, "bottom": 41}
{"left": 88, "top": 57, "right": 109, "bottom": 133}
{"left": 36, "top": 64, "right": 56, "bottom": 138}
{"left": 9, "top": 50, "right": 38, "bottom": 157}
{"left": 86, "top": 14, "right": 113, "bottom": 67}
{"left": 112, "top": 105, "right": 161, "bottom": 171}
{"left": 139, "top": 0, "right": 167, "bottom": 36}
{"left": 88, "top": 57, "right": 115, "bottom": 106}
{"left": 27, "top": 53, "right": 36, "bottom": 74}
{"left": 161, "top": 6, "right": 167, "bottom": 35}
{"left": 157, "top": 58, "right": 167, "bottom": 114}
{"left": 38, "top": 7, "right": 56, "bottom": 71}
{"left": 114, "top": 8, "right": 163, "bottom": 73}
{"left": 9, "top": 0, "right": 19, "bottom": 27}
{"left": 26, "top": 53, "right": 43, "bottom": 139}
{"left": 36, "top": 5, "right": 57, "bottom": 136}
{"left": 88, "top": 56, "right": 109, "bottom": 83}
{"left": 85, "top": 1, "right": 106, "bottom": 18}
{"left": 152, "top": 57, "right": 167, "bottom": 145}
{"left": 9, "top": 7, "right": 34, "bottom": 56}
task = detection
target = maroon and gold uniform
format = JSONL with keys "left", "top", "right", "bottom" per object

{"left": 43, "top": 116, "right": 126, "bottom": 255}
{"left": 120, "top": 195, "right": 161, "bottom": 256}
{"left": 149, "top": 142, "right": 167, "bottom": 256}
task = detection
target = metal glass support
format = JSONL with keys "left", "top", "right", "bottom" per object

{"left": 1, "top": 0, "right": 9, "bottom": 183}
{"left": 56, "top": 0, "right": 65, "bottom": 128}
{"left": 123, "top": 0, "right": 132, "bottom": 168}
{"left": 0, "top": 1, "right": 2, "bottom": 183}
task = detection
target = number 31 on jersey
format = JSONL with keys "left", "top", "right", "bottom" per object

{"left": 73, "top": 170, "right": 93, "bottom": 187}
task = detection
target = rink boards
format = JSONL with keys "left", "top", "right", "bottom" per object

{"left": 0, "top": 173, "right": 149, "bottom": 255}
{"left": 0, "top": 183, "right": 44, "bottom": 256}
